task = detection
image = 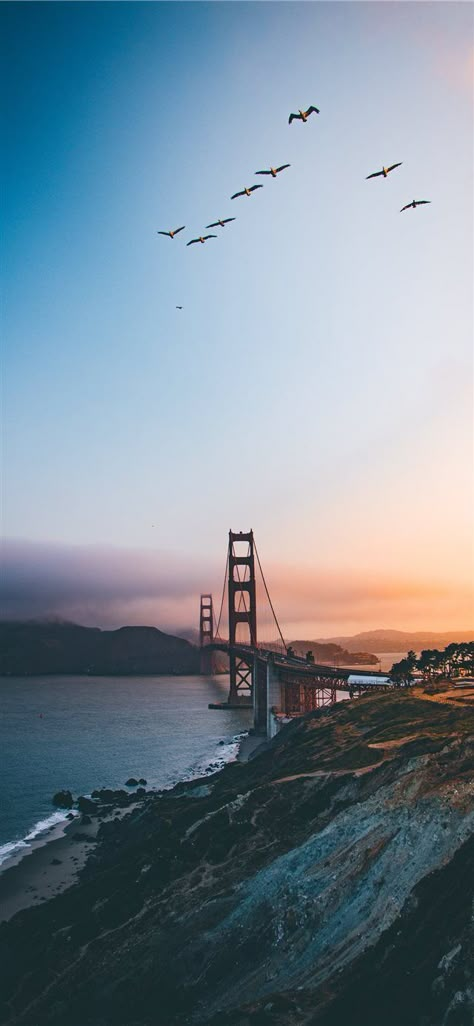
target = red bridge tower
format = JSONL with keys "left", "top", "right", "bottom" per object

{"left": 228, "top": 530, "right": 257, "bottom": 703}
{"left": 199, "top": 593, "right": 215, "bottom": 675}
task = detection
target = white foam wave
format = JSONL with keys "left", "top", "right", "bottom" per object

{"left": 24, "top": 809, "right": 77, "bottom": 841}
{"left": 184, "top": 731, "right": 248, "bottom": 781}
{"left": 0, "top": 809, "right": 78, "bottom": 867}
{"left": 0, "top": 839, "right": 30, "bottom": 865}
{"left": 159, "top": 731, "right": 249, "bottom": 793}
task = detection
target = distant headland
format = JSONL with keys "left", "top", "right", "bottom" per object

{"left": 0, "top": 620, "right": 200, "bottom": 677}
{"left": 1, "top": 620, "right": 471, "bottom": 677}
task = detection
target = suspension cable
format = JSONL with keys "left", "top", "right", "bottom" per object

{"left": 214, "top": 548, "right": 229, "bottom": 640}
{"left": 254, "top": 539, "right": 287, "bottom": 651}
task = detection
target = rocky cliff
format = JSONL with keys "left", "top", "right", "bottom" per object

{"left": 0, "top": 687, "right": 472, "bottom": 1026}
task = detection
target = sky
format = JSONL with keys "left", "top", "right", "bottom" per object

{"left": 1, "top": 1, "right": 473, "bottom": 638}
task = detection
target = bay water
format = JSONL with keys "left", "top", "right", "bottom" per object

{"left": 0, "top": 674, "right": 252, "bottom": 865}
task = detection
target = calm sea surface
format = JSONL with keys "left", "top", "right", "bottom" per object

{"left": 0, "top": 675, "right": 252, "bottom": 860}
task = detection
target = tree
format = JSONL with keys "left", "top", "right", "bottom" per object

{"left": 306, "top": 650, "right": 314, "bottom": 663}
{"left": 389, "top": 653, "right": 416, "bottom": 687}
{"left": 418, "top": 649, "right": 440, "bottom": 680}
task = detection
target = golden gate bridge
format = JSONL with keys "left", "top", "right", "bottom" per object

{"left": 199, "top": 530, "right": 391, "bottom": 738}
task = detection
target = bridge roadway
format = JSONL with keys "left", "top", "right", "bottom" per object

{"left": 207, "top": 642, "right": 391, "bottom": 736}
{"left": 208, "top": 641, "right": 390, "bottom": 686}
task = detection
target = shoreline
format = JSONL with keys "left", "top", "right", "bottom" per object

{"left": 0, "top": 814, "right": 98, "bottom": 923}
{"left": 0, "top": 728, "right": 257, "bottom": 925}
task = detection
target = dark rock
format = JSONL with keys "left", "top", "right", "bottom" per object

{"left": 81, "top": 815, "right": 92, "bottom": 825}
{"left": 66, "top": 812, "right": 75, "bottom": 820}
{"left": 92, "top": 788, "right": 129, "bottom": 803}
{"left": 52, "top": 789, "right": 73, "bottom": 809}
{"left": 72, "top": 832, "right": 96, "bottom": 843}
{"left": 138, "top": 778, "right": 147, "bottom": 785}
{"left": 50, "top": 858, "right": 62, "bottom": 865}
{"left": 136, "top": 787, "right": 146, "bottom": 796}
{"left": 125, "top": 778, "right": 139, "bottom": 787}
{"left": 77, "top": 796, "right": 99, "bottom": 814}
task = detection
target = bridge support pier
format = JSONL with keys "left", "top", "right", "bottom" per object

{"left": 266, "top": 656, "right": 283, "bottom": 738}
{"left": 253, "top": 654, "right": 268, "bottom": 733}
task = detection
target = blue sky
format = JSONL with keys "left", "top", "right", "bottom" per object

{"left": 2, "top": 2, "right": 473, "bottom": 634}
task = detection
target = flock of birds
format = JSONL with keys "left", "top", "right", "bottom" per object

{"left": 156, "top": 104, "right": 431, "bottom": 304}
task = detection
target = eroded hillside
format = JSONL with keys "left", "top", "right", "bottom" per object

{"left": 0, "top": 688, "right": 472, "bottom": 1026}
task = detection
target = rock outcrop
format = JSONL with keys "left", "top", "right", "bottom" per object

{"left": 0, "top": 689, "right": 472, "bottom": 1026}
{"left": 51, "top": 790, "right": 73, "bottom": 809}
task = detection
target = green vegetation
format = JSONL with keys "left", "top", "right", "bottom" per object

{"left": 390, "top": 642, "right": 474, "bottom": 686}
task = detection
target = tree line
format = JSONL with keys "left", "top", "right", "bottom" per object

{"left": 389, "top": 642, "right": 474, "bottom": 686}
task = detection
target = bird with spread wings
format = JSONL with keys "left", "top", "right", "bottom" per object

{"left": 186, "top": 235, "right": 217, "bottom": 246}
{"left": 231, "top": 185, "right": 264, "bottom": 199}
{"left": 255, "top": 164, "right": 291, "bottom": 178}
{"left": 366, "top": 163, "right": 402, "bottom": 180}
{"left": 288, "top": 106, "right": 319, "bottom": 124}
{"left": 156, "top": 226, "right": 185, "bottom": 239}
{"left": 205, "top": 217, "right": 236, "bottom": 228}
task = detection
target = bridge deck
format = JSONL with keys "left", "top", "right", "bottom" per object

{"left": 207, "top": 641, "right": 390, "bottom": 685}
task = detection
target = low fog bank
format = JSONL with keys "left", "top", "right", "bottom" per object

{"left": 1, "top": 538, "right": 470, "bottom": 636}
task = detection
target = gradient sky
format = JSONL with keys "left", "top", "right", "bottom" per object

{"left": 1, "top": 1, "right": 473, "bottom": 637}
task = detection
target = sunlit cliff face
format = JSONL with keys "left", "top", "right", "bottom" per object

{"left": 1, "top": 539, "right": 472, "bottom": 636}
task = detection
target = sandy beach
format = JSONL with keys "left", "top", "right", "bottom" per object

{"left": 0, "top": 798, "right": 143, "bottom": 924}
{"left": 0, "top": 814, "right": 100, "bottom": 923}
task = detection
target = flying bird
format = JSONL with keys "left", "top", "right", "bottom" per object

{"left": 205, "top": 217, "right": 236, "bottom": 228}
{"left": 231, "top": 185, "right": 263, "bottom": 199}
{"left": 156, "top": 226, "right": 185, "bottom": 238}
{"left": 366, "top": 163, "right": 402, "bottom": 180}
{"left": 288, "top": 106, "right": 319, "bottom": 124}
{"left": 186, "top": 235, "right": 217, "bottom": 246}
{"left": 400, "top": 200, "right": 431, "bottom": 212}
{"left": 176, "top": 306, "right": 183, "bottom": 309}
{"left": 255, "top": 164, "right": 291, "bottom": 178}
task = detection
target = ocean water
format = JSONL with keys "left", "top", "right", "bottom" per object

{"left": 0, "top": 674, "right": 252, "bottom": 864}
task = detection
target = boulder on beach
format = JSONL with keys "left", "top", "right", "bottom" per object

{"left": 77, "top": 796, "right": 99, "bottom": 815}
{"left": 92, "top": 788, "right": 129, "bottom": 804}
{"left": 66, "top": 812, "right": 75, "bottom": 821}
{"left": 125, "top": 778, "right": 139, "bottom": 787}
{"left": 52, "top": 789, "right": 74, "bottom": 809}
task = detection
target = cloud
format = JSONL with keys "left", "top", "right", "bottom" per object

{"left": 1, "top": 538, "right": 472, "bottom": 637}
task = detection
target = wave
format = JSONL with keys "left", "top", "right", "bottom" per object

{"left": 0, "top": 809, "right": 78, "bottom": 867}
{"left": 189, "top": 731, "right": 248, "bottom": 779}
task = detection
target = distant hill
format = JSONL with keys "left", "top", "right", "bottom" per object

{"left": 289, "top": 640, "right": 378, "bottom": 665}
{"left": 316, "top": 629, "right": 474, "bottom": 654}
{"left": 0, "top": 621, "right": 200, "bottom": 676}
